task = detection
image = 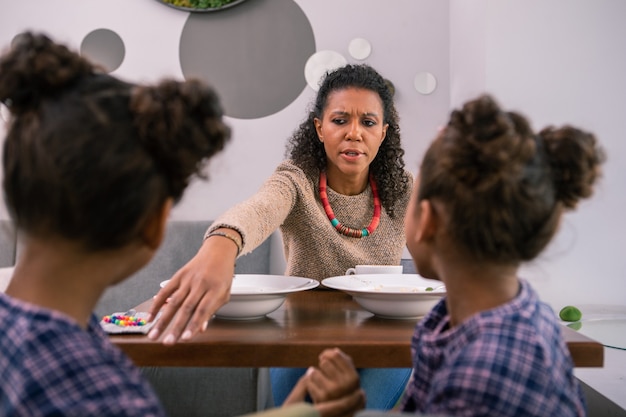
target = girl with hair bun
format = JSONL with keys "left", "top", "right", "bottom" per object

{"left": 400, "top": 94, "right": 604, "bottom": 416}
{"left": 0, "top": 30, "right": 230, "bottom": 416}
{"left": 0, "top": 32, "right": 364, "bottom": 416}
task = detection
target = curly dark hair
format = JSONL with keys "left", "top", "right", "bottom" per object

{"left": 286, "top": 64, "right": 409, "bottom": 218}
{"left": 0, "top": 32, "right": 231, "bottom": 250}
{"left": 417, "top": 94, "right": 605, "bottom": 262}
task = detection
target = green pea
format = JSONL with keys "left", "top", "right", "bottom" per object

{"left": 425, "top": 287, "right": 434, "bottom": 291}
{"left": 559, "top": 305, "right": 582, "bottom": 322}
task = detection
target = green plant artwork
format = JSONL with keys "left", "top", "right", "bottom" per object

{"left": 162, "top": 0, "right": 238, "bottom": 9}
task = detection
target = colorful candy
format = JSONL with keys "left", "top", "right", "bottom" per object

{"left": 102, "top": 314, "right": 147, "bottom": 327}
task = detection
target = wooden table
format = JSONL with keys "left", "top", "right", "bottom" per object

{"left": 111, "top": 290, "right": 604, "bottom": 368}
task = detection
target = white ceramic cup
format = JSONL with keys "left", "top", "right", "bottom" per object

{"left": 345, "top": 264, "right": 403, "bottom": 275}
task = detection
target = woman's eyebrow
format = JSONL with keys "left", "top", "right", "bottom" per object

{"left": 328, "top": 110, "right": 381, "bottom": 118}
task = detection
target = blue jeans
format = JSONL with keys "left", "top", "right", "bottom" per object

{"left": 270, "top": 367, "right": 411, "bottom": 410}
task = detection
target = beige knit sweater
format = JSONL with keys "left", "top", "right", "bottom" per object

{"left": 207, "top": 160, "right": 414, "bottom": 281}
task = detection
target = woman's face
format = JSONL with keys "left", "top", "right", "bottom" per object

{"left": 314, "top": 87, "right": 388, "bottom": 184}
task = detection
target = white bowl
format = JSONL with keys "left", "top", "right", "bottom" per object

{"left": 321, "top": 274, "right": 445, "bottom": 319}
{"left": 160, "top": 274, "right": 319, "bottom": 320}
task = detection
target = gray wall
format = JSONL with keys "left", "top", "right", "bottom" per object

{"left": 1, "top": 0, "right": 624, "bottom": 309}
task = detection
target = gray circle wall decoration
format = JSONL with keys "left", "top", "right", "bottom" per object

{"left": 179, "top": 0, "right": 315, "bottom": 119}
{"left": 80, "top": 29, "right": 125, "bottom": 73}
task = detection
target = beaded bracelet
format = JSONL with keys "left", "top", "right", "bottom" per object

{"left": 206, "top": 231, "right": 242, "bottom": 256}
{"left": 102, "top": 314, "right": 147, "bottom": 327}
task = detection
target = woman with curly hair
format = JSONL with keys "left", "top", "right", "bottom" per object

{"left": 150, "top": 64, "right": 414, "bottom": 410}
{"left": 0, "top": 32, "right": 364, "bottom": 417}
{"left": 400, "top": 94, "right": 604, "bottom": 416}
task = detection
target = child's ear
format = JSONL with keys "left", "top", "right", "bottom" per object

{"left": 415, "top": 199, "right": 437, "bottom": 242}
{"left": 141, "top": 198, "right": 173, "bottom": 250}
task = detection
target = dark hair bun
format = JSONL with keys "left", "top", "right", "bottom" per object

{"left": 130, "top": 79, "right": 231, "bottom": 200}
{"left": 445, "top": 94, "right": 535, "bottom": 189}
{"left": 540, "top": 125, "right": 605, "bottom": 208}
{"left": 0, "top": 32, "right": 95, "bottom": 114}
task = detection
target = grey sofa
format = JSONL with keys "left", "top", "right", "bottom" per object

{"left": 100, "top": 220, "right": 275, "bottom": 417}
{"left": 1, "top": 219, "right": 274, "bottom": 417}
{"left": 99, "top": 220, "right": 277, "bottom": 417}
{"left": 94, "top": 220, "right": 272, "bottom": 318}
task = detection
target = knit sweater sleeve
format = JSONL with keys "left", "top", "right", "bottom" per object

{"left": 206, "top": 161, "right": 307, "bottom": 255}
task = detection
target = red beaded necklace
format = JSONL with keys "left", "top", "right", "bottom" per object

{"left": 319, "top": 172, "right": 381, "bottom": 238}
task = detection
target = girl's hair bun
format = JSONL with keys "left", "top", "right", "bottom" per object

{"left": 540, "top": 125, "right": 605, "bottom": 209}
{"left": 444, "top": 94, "right": 535, "bottom": 190}
{"left": 130, "top": 78, "right": 231, "bottom": 200}
{"left": 0, "top": 32, "right": 95, "bottom": 114}
{"left": 451, "top": 94, "right": 513, "bottom": 143}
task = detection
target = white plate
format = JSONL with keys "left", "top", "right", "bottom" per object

{"left": 160, "top": 274, "right": 319, "bottom": 320}
{"left": 322, "top": 274, "right": 445, "bottom": 319}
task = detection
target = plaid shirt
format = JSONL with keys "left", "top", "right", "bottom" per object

{"left": 0, "top": 293, "right": 165, "bottom": 417}
{"left": 400, "top": 280, "right": 586, "bottom": 417}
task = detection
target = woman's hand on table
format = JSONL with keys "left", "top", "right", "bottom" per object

{"left": 284, "top": 348, "right": 365, "bottom": 417}
{"left": 147, "top": 233, "right": 238, "bottom": 345}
